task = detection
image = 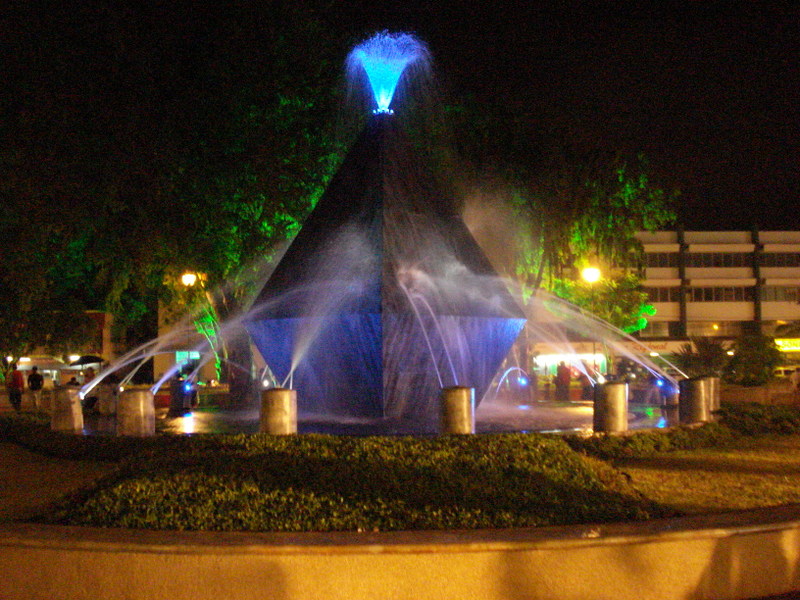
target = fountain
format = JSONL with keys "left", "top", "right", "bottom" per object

{"left": 75, "top": 31, "right": 688, "bottom": 437}
{"left": 244, "top": 32, "right": 526, "bottom": 431}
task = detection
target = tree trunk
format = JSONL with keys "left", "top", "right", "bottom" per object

{"left": 212, "top": 288, "right": 257, "bottom": 409}
{"left": 224, "top": 326, "right": 257, "bottom": 408}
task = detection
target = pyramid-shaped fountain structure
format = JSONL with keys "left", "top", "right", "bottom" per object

{"left": 245, "top": 113, "right": 525, "bottom": 430}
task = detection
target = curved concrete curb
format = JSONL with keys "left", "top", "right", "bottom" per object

{"left": 2, "top": 506, "right": 800, "bottom": 600}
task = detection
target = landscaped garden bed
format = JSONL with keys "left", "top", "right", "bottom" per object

{"left": 2, "top": 401, "right": 799, "bottom": 532}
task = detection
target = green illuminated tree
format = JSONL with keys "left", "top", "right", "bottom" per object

{"left": 150, "top": 14, "right": 344, "bottom": 404}
{"left": 0, "top": 3, "right": 345, "bottom": 400}
{"left": 0, "top": 226, "right": 98, "bottom": 363}
{"left": 512, "top": 149, "right": 677, "bottom": 295}
{"left": 551, "top": 273, "right": 655, "bottom": 332}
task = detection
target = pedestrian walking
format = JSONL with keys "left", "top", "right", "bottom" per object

{"left": 6, "top": 364, "right": 24, "bottom": 411}
{"left": 27, "top": 366, "right": 44, "bottom": 410}
{"left": 555, "top": 361, "right": 571, "bottom": 402}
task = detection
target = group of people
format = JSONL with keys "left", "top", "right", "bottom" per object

{"left": 4, "top": 364, "right": 44, "bottom": 411}
{"left": 4, "top": 364, "right": 97, "bottom": 412}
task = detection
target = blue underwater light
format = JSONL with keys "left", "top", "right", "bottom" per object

{"left": 347, "top": 31, "right": 429, "bottom": 114}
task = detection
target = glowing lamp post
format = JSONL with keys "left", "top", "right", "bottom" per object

{"left": 180, "top": 272, "right": 199, "bottom": 364}
{"left": 181, "top": 272, "right": 198, "bottom": 287}
{"left": 582, "top": 267, "right": 602, "bottom": 371}
{"left": 581, "top": 266, "right": 601, "bottom": 286}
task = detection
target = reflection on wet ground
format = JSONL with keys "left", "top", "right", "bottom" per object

{"left": 82, "top": 400, "right": 673, "bottom": 437}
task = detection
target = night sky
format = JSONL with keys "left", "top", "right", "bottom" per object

{"left": 5, "top": 1, "right": 798, "bottom": 231}
{"left": 346, "top": 1, "right": 799, "bottom": 231}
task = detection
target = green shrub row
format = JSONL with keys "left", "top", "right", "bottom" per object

{"left": 35, "top": 432, "right": 672, "bottom": 531}
{"left": 561, "top": 422, "right": 740, "bottom": 460}
{"left": 0, "top": 412, "right": 202, "bottom": 462}
{"left": 714, "top": 402, "right": 800, "bottom": 436}
{"left": 562, "top": 401, "right": 800, "bottom": 460}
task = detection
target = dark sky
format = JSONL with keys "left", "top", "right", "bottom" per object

{"left": 335, "top": 2, "right": 799, "bottom": 230}
{"left": 5, "top": 1, "right": 798, "bottom": 231}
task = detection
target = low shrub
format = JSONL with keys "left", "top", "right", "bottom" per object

{"left": 561, "top": 423, "right": 739, "bottom": 460}
{"left": 563, "top": 401, "right": 800, "bottom": 461}
{"left": 716, "top": 401, "right": 800, "bottom": 436}
{"left": 40, "top": 433, "right": 673, "bottom": 531}
{"left": 0, "top": 413, "right": 196, "bottom": 462}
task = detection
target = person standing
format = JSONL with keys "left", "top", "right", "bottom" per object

{"left": 6, "top": 364, "right": 24, "bottom": 411}
{"left": 555, "top": 361, "right": 571, "bottom": 402}
{"left": 81, "top": 366, "right": 99, "bottom": 411}
{"left": 26, "top": 366, "right": 44, "bottom": 410}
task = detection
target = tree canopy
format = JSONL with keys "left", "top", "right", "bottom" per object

{"left": 1, "top": 3, "right": 350, "bottom": 367}
{"left": 447, "top": 100, "right": 677, "bottom": 330}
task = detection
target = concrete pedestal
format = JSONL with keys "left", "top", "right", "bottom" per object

{"left": 678, "top": 377, "right": 719, "bottom": 424}
{"left": 662, "top": 392, "right": 680, "bottom": 426}
{"left": 593, "top": 383, "right": 628, "bottom": 433}
{"left": 50, "top": 387, "right": 83, "bottom": 433}
{"left": 117, "top": 388, "right": 155, "bottom": 436}
{"left": 260, "top": 388, "right": 297, "bottom": 435}
{"left": 440, "top": 387, "right": 475, "bottom": 434}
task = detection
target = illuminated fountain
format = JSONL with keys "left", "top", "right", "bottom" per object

{"left": 78, "top": 31, "right": 684, "bottom": 436}
{"left": 244, "top": 32, "right": 525, "bottom": 431}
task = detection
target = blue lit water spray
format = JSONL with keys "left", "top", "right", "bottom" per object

{"left": 346, "top": 31, "right": 431, "bottom": 114}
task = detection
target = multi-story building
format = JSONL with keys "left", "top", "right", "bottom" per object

{"left": 634, "top": 230, "right": 800, "bottom": 365}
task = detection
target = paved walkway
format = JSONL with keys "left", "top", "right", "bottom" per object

{"left": 0, "top": 441, "right": 115, "bottom": 523}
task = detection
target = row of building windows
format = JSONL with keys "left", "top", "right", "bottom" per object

{"left": 645, "top": 286, "right": 799, "bottom": 303}
{"left": 762, "top": 253, "right": 800, "bottom": 267}
{"left": 645, "top": 252, "right": 800, "bottom": 268}
{"left": 639, "top": 321, "right": 746, "bottom": 338}
{"left": 763, "top": 286, "right": 800, "bottom": 302}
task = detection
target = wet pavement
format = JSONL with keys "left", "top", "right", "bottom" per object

{"left": 0, "top": 387, "right": 673, "bottom": 436}
{"left": 75, "top": 399, "right": 673, "bottom": 437}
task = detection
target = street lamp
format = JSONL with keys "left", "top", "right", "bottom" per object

{"left": 181, "top": 272, "right": 198, "bottom": 287}
{"left": 180, "top": 272, "right": 199, "bottom": 366}
{"left": 581, "top": 266, "right": 601, "bottom": 286}
{"left": 581, "top": 266, "right": 602, "bottom": 372}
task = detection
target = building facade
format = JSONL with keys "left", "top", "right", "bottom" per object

{"left": 634, "top": 230, "right": 800, "bottom": 364}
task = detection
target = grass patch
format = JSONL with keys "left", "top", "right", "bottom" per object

{"left": 617, "top": 436, "right": 800, "bottom": 514}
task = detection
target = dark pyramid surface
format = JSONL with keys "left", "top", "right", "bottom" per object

{"left": 246, "top": 114, "right": 525, "bottom": 429}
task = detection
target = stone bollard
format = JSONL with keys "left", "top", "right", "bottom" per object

{"left": 51, "top": 387, "right": 84, "bottom": 433}
{"left": 260, "top": 388, "right": 297, "bottom": 435}
{"left": 593, "top": 382, "right": 628, "bottom": 433}
{"left": 117, "top": 387, "right": 155, "bottom": 436}
{"left": 440, "top": 386, "right": 475, "bottom": 434}
{"left": 706, "top": 376, "right": 721, "bottom": 418}
{"left": 97, "top": 385, "right": 117, "bottom": 416}
{"left": 678, "top": 377, "right": 717, "bottom": 424}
